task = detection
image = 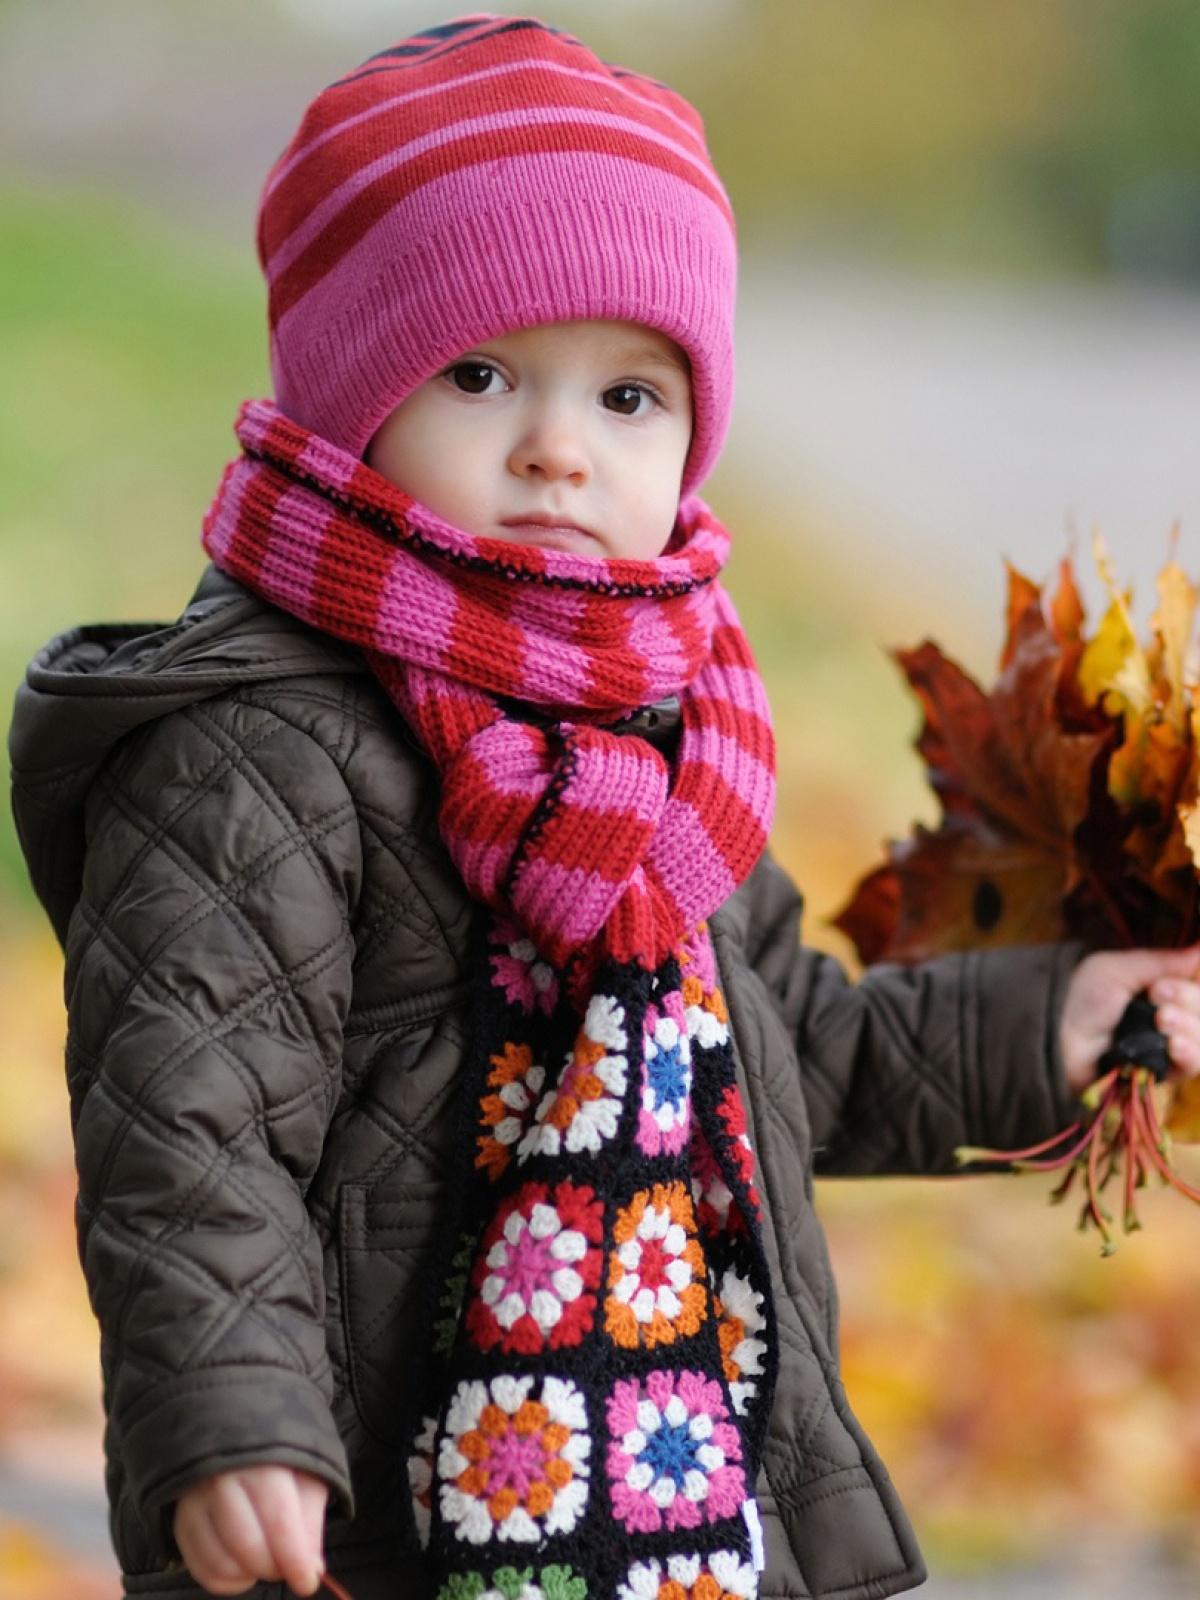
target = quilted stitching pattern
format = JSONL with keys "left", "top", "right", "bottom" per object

{"left": 66, "top": 695, "right": 364, "bottom": 1522}
{"left": 730, "top": 852, "right": 1082, "bottom": 1177}
{"left": 17, "top": 578, "right": 1083, "bottom": 1599}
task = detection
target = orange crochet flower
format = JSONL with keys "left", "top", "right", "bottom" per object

{"left": 604, "top": 1181, "right": 707, "bottom": 1349}
{"left": 476, "top": 1041, "right": 543, "bottom": 1180}
{"left": 440, "top": 1375, "right": 590, "bottom": 1542}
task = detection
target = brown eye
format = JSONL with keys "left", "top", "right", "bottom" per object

{"left": 448, "top": 361, "right": 498, "bottom": 395}
{"left": 603, "top": 383, "right": 651, "bottom": 416}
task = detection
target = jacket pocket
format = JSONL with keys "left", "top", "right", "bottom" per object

{"left": 339, "top": 1177, "right": 449, "bottom": 1446}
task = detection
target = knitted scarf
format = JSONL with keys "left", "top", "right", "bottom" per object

{"left": 203, "top": 398, "right": 780, "bottom": 1600}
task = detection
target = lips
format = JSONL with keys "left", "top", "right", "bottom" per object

{"left": 499, "top": 514, "right": 595, "bottom": 540}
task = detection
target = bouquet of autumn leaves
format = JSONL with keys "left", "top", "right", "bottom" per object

{"left": 835, "top": 535, "right": 1200, "bottom": 1253}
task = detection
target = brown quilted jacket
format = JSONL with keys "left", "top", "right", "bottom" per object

{"left": 8, "top": 564, "right": 1084, "bottom": 1600}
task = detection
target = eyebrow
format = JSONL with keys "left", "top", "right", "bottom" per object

{"left": 614, "top": 344, "right": 692, "bottom": 378}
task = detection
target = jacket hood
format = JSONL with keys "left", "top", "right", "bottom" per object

{"left": 8, "top": 563, "right": 365, "bottom": 946}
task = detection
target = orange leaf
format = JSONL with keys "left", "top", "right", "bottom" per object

{"left": 1049, "top": 556, "right": 1086, "bottom": 645}
{"left": 831, "top": 863, "right": 899, "bottom": 966}
{"left": 1002, "top": 561, "right": 1042, "bottom": 670}
{"left": 837, "top": 613, "right": 1107, "bottom": 963}
{"left": 872, "top": 820, "right": 1069, "bottom": 961}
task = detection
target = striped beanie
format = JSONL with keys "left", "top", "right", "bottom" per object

{"left": 256, "top": 13, "right": 737, "bottom": 495}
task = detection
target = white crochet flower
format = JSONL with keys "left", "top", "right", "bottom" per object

{"left": 617, "top": 1551, "right": 758, "bottom": 1599}
{"left": 438, "top": 1374, "right": 590, "bottom": 1544}
{"left": 519, "top": 993, "right": 628, "bottom": 1159}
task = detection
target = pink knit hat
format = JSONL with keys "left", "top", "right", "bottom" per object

{"left": 256, "top": 13, "right": 737, "bottom": 495}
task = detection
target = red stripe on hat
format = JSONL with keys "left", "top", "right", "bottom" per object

{"left": 263, "top": 65, "right": 710, "bottom": 265}
{"left": 270, "top": 120, "right": 731, "bottom": 325}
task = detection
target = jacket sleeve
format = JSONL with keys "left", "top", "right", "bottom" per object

{"left": 63, "top": 693, "right": 361, "bottom": 1530}
{"left": 741, "top": 851, "right": 1085, "bottom": 1177}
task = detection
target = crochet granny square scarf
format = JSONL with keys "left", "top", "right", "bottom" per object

{"left": 203, "top": 398, "right": 780, "bottom": 1600}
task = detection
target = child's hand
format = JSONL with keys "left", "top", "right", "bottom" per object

{"left": 173, "top": 1464, "right": 328, "bottom": 1596}
{"left": 1061, "top": 945, "right": 1200, "bottom": 1097}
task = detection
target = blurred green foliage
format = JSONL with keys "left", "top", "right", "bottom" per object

{"left": 0, "top": 184, "right": 265, "bottom": 908}
{"left": 669, "top": 0, "right": 1200, "bottom": 280}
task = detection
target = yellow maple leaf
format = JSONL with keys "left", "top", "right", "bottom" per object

{"left": 1147, "top": 534, "right": 1197, "bottom": 733}
{"left": 1077, "top": 532, "right": 1153, "bottom": 721}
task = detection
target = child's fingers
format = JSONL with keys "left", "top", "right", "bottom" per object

{"left": 174, "top": 1497, "right": 256, "bottom": 1595}
{"left": 296, "top": 1471, "right": 330, "bottom": 1578}
{"left": 208, "top": 1474, "right": 281, "bottom": 1584}
{"left": 252, "top": 1470, "right": 324, "bottom": 1597}
{"left": 1152, "top": 976, "right": 1200, "bottom": 1016}
{"left": 1157, "top": 1005, "right": 1200, "bottom": 1076}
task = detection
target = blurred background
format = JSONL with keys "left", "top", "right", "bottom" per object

{"left": 4, "top": 0, "right": 1200, "bottom": 1594}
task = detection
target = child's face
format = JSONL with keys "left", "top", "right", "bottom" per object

{"left": 365, "top": 319, "right": 693, "bottom": 560}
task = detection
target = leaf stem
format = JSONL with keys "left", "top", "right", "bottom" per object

{"left": 1137, "top": 1083, "right": 1200, "bottom": 1204}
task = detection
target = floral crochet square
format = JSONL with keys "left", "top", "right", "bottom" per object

{"left": 436, "top": 1563, "right": 588, "bottom": 1600}
{"left": 519, "top": 993, "right": 628, "bottom": 1160}
{"left": 466, "top": 1181, "right": 603, "bottom": 1355}
{"left": 490, "top": 925, "right": 559, "bottom": 1016}
{"left": 713, "top": 1268, "right": 768, "bottom": 1418}
{"left": 477, "top": 1042, "right": 546, "bottom": 1182}
{"left": 605, "top": 1370, "right": 745, "bottom": 1534}
{"left": 604, "top": 1181, "right": 706, "bottom": 1350}
{"left": 439, "top": 1374, "right": 590, "bottom": 1544}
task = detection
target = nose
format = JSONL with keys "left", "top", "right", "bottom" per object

{"left": 507, "top": 400, "right": 590, "bottom": 485}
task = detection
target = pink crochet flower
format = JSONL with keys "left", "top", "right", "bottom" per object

{"left": 605, "top": 1369, "right": 745, "bottom": 1534}
{"left": 466, "top": 1181, "right": 603, "bottom": 1355}
{"left": 490, "top": 923, "right": 559, "bottom": 1016}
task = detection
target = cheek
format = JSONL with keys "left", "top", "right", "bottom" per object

{"left": 369, "top": 406, "right": 464, "bottom": 501}
{"left": 620, "top": 435, "right": 684, "bottom": 553}
{"left": 366, "top": 403, "right": 435, "bottom": 487}
{"left": 619, "top": 472, "right": 685, "bottom": 559}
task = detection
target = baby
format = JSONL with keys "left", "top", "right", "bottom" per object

{"left": 10, "top": 15, "right": 1200, "bottom": 1600}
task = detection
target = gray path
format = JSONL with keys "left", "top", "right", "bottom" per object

{"left": 732, "top": 258, "right": 1200, "bottom": 670}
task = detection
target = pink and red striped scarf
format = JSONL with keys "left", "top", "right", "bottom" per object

{"left": 203, "top": 397, "right": 779, "bottom": 1598}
